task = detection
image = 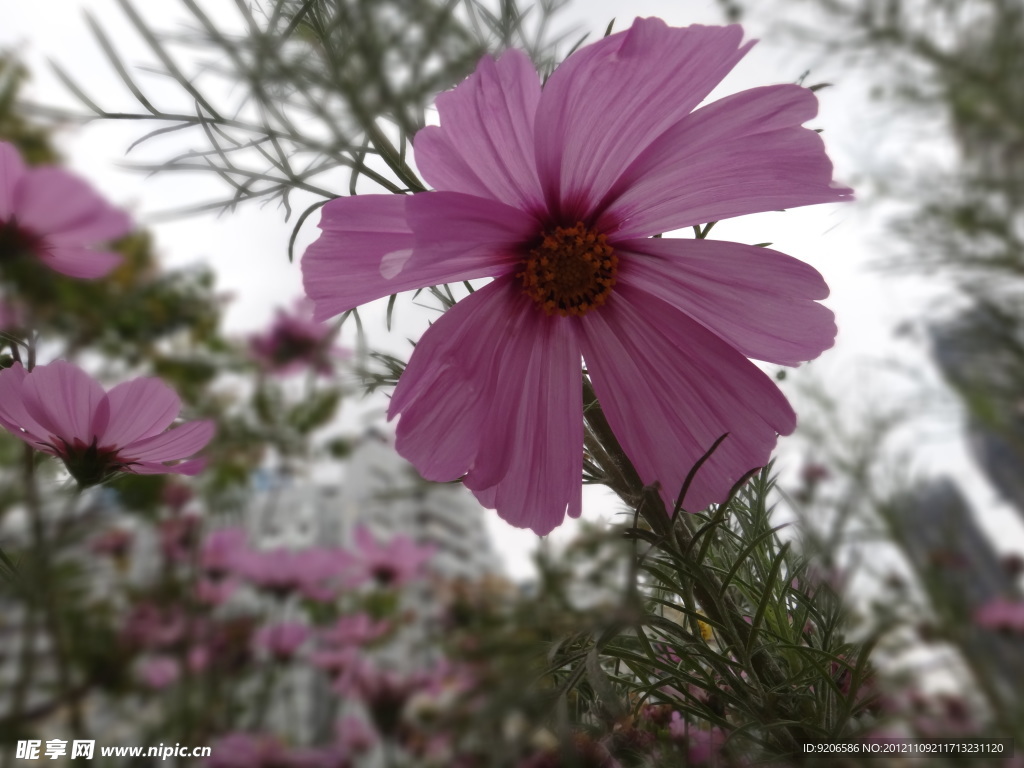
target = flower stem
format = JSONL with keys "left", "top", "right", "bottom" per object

{"left": 581, "top": 378, "right": 811, "bottom": 753}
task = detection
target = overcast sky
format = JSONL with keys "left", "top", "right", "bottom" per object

{"left": 3, "top": 0, "right": 1020, "bottom": 578}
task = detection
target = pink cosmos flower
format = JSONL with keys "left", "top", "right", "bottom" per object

{"left": 137, "top": 655, "right": 180, "bottom": 689}
{"left": 254, "top": 621, "right": 310, "bottom": 662}
{"left": 249, "top": 300, "right": 348, "bottom": 377}
{"left": 0, "top": 361, "right": 214, "bottom": 486}
{"left": 201, "top": 527, "right": 248, "bottom": 579}
{"left": 348, "top": 526, "right": 434, "bottom": 587}
{"left": 335, "top": 715, "right": 377, "bottom": 755}
{"left": 974, "top": 597, "right": 1024, "bottom": 634}
{"left": 303, "top": 19, "right": 849, "bottom": 535}
{"left": 234, "top": 546, "right": 348, "bottom": 599}
{"left": 320, "top": 612, "right": 391, "bottom": 647}
{"left": 0, "top": 141, "right": 131, "bottom": 278}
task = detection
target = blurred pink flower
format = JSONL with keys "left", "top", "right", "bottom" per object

{"left": 120, "top": 603, "right": 187, "bottom": 651}
{"left": 303, "top": 19, "right": 849, "bottom": 534}
{"left": 234, "top": 546, "right": 348, "bottom": 598}
{"left": 974, "top": 597, "right": 1024, "bottom": 633}
{"left": 320, "top": 613, "right": 390, "bottom": 647}
{"left": 137, "top": 655, "right": 180, "bottom": 689}
{"left": 159, "top": 513, "right": 202, "bottom": 562}
{"left": 0, "top": 141, "right": 131, "bottom": 278}
{"left": 90, "top": 527, "right": 134, "bottom": 559}
{"left": 349, "top": 526, "right": 433, "bottom": 587}
{"left": 249, "top": 300, "right": 348, "bottom": 377}
{"left": 254, "top": 621, "right": 310, "bottom": 662}
{"left": 162, "top": 480, "right": 195, "bottom": 513}
{"left": 0, "top": 361, "right": 215, "bottom": 486}
{"left": 201, "top": 527, "right": 248, "bottom": 579}
{"left": 335, "top": 715, "right": 376, "bottom": 755}
{"left": 206, "top": 734, "right": 287, "bottom": 768}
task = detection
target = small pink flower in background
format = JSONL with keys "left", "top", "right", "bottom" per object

{"left": 0, "top": 141, "right": 132, "bottom": 278}
{"left": 249, "top": 300, "right": 348, "bottom": 377}
{"left": 159, "top": 513, "right": 201, "bottom": 562}
{"left": 206, "top": 733, "right": 287, "bottom": 768}
{"left": 349, "top": 525, "right": 434, "bottom": 587}
{"left": 234, "top": 546, "right": 348, "bottom": 598}
{"left": 320, "top": 613, "right": 391, "bottom": 647}
{"left": 687, "top": 727, "right": 727, "bottom": 765}
{"left": 201, "top": 527, "right": 248, "bottom": 579}
{"left": 254, "top": 621, "right": 310, "bottom": 662}
{"left": 0, "top": 361, "right": 215, "bottom": 486}
{"left": 162, "top": 480, "right": 195, "bottom": 513}
{"left": 303, "top": 19, "right": 849, "bottom": 535}
{"left": 90, "top": 527, "right": 134, "bottom": 559}
{"left": 974, "top": 597, "right": 1024, "bottom": 634}
{"left": 668, "top": 711, "right": 688, "bottom": 741}
{"left": 336, "top": 715, "right": 376, "bottom": 755}
{"left": 120, "top": 603, "right": 187, "bottom": 652}
{"left": 136, "top": 655, "right": 180, "bottom": 689}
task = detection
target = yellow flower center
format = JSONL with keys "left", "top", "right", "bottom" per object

{"left": 517, "top": 222, "right": 618, "bottom": 317}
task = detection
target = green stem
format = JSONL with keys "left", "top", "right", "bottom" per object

{"left": 581, "top": 379, "right": 810, "bottom": 754}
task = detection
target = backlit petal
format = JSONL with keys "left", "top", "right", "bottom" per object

{"left": 123, "top": 420, "right": 215, "bottom": 462}
{"left": 0, "top": 363, "right": 52, "bottom": 448}
{"left": 618, "top": 237, "right": 836, "bottom": 365}
{"left": 598, "top": 85, "right": 852, "bottom": 238}
{"left": 303, "top": 193, "right": 534, "bottom": 322}
{"left": 16, "top": 167, "right": 131, "bottom": 242}
{"left": 21, "top": 360, "right": 106, "bottom": 445}
{"left": 580, "top": 284, "right": 795, "bottom": 514}
{"left": 534, "top": 19, "right": 752, "bottom": 221}
{"left": 37, "top": 245, "right": 122, "bottom": 279}
{"left": 390, "top": 279, "right": 583, "bottom": 534}
{"left": 415, "top": 50, "right": 544, "bottom": 212}
{"left": 99, "top": 378, "right": 183, "bottom": 447}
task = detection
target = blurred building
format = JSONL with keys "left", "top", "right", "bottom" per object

{"left": 248, "top": 429, "right": 501, "bottom": 582}
{"left": 930, "top": 308, "right": 1024, "bottom": 521}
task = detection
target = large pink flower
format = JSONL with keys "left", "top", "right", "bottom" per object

{"left": 303, "top": 19, "right": 851, "bottom": 535}
{"left": 0, "top": 141, "right": 131, "bottom": 278}
{"left": 0, "top": 360, "right": 214, "bottom": 485}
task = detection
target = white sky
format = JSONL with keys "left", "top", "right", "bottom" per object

{"left": 2, "top": 0, "right": 1021, "bottom": 580}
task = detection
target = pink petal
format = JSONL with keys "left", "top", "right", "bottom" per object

{"left": 580, "top": 284, "right": 795, "bottom": 514}
{"left": 98, "top": 377, "right": 183, "bottom": 447}
{"left": 36, "top": 245, "right": 122, "bottom": 279}
{"left": 303, "top": 193, "right": 534, "bottom": 321}
{"left": 15, "top": 167, "right": 131, "bottom": 243}
{"left": 389, "top": 279, "right": 583, "bottom": 535}
{"left": 0, "top": 141, "right": 28, "bottom": 220}
{"left": 415, "top": 50, "right": 544, "bottom": 212}
{"left": 131, "top": 457, "right": 207, "bottom": 475}
{"left": 617, "top": 238, "right": 836, "bottom": 366}
{"left": 21, "top": 361, "right": 106, "bottom": 445}
{"left": 534, "top": 19, "right": 753, "bottom": 221}
{"left": 389, "top": 280, "right": 523, "bottom": 483}
{"left": 598, "top": 85, "right": 853, "bottom": 238}
{"left": 0, "top": 363, "right": 53, "bottom": 448}
{"left": 122, "top": 420, "right": 215, "bottom": 462}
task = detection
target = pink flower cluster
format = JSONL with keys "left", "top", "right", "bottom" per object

{"left": 192, "top": 525, "right": 435, "bottom": 605}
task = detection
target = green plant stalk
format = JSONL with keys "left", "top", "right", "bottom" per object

{"left": 24, "top": 444, "right": 83, "bottom": 737}
{"left": 582, "top": 379, "right": 811, "bottom": 754}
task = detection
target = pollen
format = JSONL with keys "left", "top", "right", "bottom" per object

{"left": 517, "top": 222, "right": 618, "bottom": 317}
